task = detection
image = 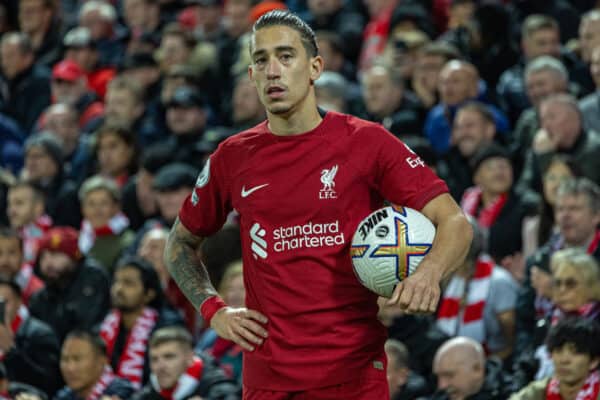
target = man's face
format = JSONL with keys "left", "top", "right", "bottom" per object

{"left": 224, "top": 1, "right": 251, "bottom": 38}
{"left": 159, "top": 35, "right": 190, "bottom": 71}
{"left": 233, "top": 79, "right": 264, "bottom": 124}
{"left": 150, "top": 342, "right": 192, "bottom": 389}
{"left": 415, "top": 54, "right": 447, "bottom": 93}
{"left": 552, "top": 343, "right": 598, "bottom": 386}
{"left": 580, "top": 19, "right": 600, "bottom": 63}
{"left": 523, "top": 28, "right": 561, "bottom": 59}
{"left": 7, "top": 186, "right": 43, "bottom": 229}
{"left": 105, "top": 88, "right": 141, "bottom": 125}
{"left": 525, "top": 70, "right": 566, "bottom": 108}
{"left": 434, "top": 351, "right": 484, "bottom": 400}
{"left": 539, "top": 101, "right": 581, "bottom": 149}
{"left": 451, "top": 109, "right": 494, "bottom": 158}
{"left": 24, "top": 146, "right": 58, "bottom": 182}
{"left": 111, "top": 266, "right": 151, "bottom": 312}
{"left": 156, "top": 188, "right": 192, "bottom": 224}
{"left": 473, "top": 157, "right": 513, "bottom": 196}
{"left": 79, "top": 10, "right": 110, "bottom": 41}
{"left": 97, "top": 132, "right": 134, "bottom": 177}
{"left": 124, "top": 0, "right": 147, "bottom": 30}
{"left": 65, "top": 47, "right": 96, "bottom": 72}
{"left": 39, "top": 250, "right": 75, "bottom": 284}
{"left": 51, "top": 78, "right": 85, "bottom": 106}
{"left": 0, "top": 237, "right": 23, "bottom": 280}
{"left": 19, "top": 0, "right": 51, "bottom": 35}
{"left": 249, "top": 25, "right": 322, "bottom": 117}
{"left": 555, "top": 194, "right": 600, "bottom": 247}
{"left": 362, "top": 67, "right": 402, "bottom": 118}
{"left": 0, "top": 285, "right": 20, "bottom": 324}
{"left": 0, "top": 40, "right": 32, "bottom": 80}
{"left": 439, "top": 66, "right": 477, "bottom": 106}
{"left": 81, "top": 189, "right": 119, "bottom": 229}
{"left": 386, "top": 352, "right": 408, "bottom": 397}
{"left": 60, "top": 337, "right": 105, "bottom": 393}
{"left": 138, "top": 231, "right": 167, "bottom": 284}
{"left": 166, "top": 106, "right": 206, "bottom": 135}
{"left": 45, "top": 108, "right": 80, "bottom": 155}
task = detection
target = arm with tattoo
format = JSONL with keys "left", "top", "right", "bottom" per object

{"left": 164, "top": 217, "right": 217, "bottom": 309}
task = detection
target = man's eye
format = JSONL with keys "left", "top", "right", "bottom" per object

{"left": 281, "top": 54, "right": 292, "bottom": 61}
{"left": 255, "top": 58, "right": 266, "bottom": 65}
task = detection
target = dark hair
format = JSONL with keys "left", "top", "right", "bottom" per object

{"left": 458, "top": 101, "right": 495, "bottom": 125}
{"left": 546, "top": 317, "right": 600, "bottom": 358}
{"left": 315, "top": 30, "right": 344, "bottom": 56}
{"left": 141, "top": 145, "right": 173, "bottom": 175}
{"left": 0, "top": 227, "right": 22, "bottom": 250}
{"left": 0, "top": 277, "right": 22, "bottom": 297}
{"left": 252, "top": 10, "right": 318, "bottom": 57}
{"left": 64, "top": 330, "right": 108, "bottom": 357}
{"left": 162, "top": 22, "right": 196, "bottom": 49}
{"left": 150, "top": 326, "right": 193, "bottom": 349}
{"left": 95, "top": 122, "right": 140, "bottom": 176}
{"left": 114, "top": 255, "right": 164, "bottom": 310}
{"left": 8, "top": 179, "right": 46, "bottom": 203}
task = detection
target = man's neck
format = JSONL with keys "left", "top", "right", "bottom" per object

{"left": 121, "top": 307, "right": 146, "bottom": 330}
{"left": 559, "top": 378, "right": 586, "bottom": 400}
{"left": 76, "top": 382, "right": 96, "bottom": 399}
{"left": 267, "top": 96, "right": 322, "bottom": 136}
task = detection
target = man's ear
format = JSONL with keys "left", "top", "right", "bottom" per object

{"left": 309, "top": 55, "right": 324, "bottom": 85}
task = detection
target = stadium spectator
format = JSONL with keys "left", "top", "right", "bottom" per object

{"left": 579, "top": 46, "right": 600, "bottom": 132}
{"left": 0, "top": 361, "right": 49, "bottom": 399}
{"left": 315, "top": 31, "right": 357, "bottom": 83}
{"left": 55, "top": 330, "right": 135, "bottom": 400}
{"left": 29, "top": 227, "right": 110, "bottom": 343}
{"left": 123, "top": 0, "right": 163, "bottom": 39}
{"left": 18, "top": 0, "right": 61, "bottom": 68}
{"left": 385, "top": 339, "right": 429, "bottom": 400}
{"left": 411, "top": 42, "right": 460, "bottom": 109}
{"left": 78, "top": 1, "right": 124, "bottom": 68}
{"left": 93, "top": 123, "right": 139, "bottom": 187}
{"left": 229, "top": 75, "right": 267, "bottom": 131}
{"left": 579, "top": 10, "right": 600, "bottom": 65}
{"left": 0, "top": 278, "right": 60, "bottom": 396}
{"left": 315, "top": 71, "right": 349, "bottom": 113}
{"left": 133, "top": 326, "right": 241, "bottom": 399}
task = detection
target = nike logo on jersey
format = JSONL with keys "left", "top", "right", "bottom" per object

{"left": 241, "top": 183, "right": 269, "bottom": 198}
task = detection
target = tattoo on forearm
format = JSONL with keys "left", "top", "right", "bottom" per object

{"left": 165, "top": 219, "right": 218, "bottom": 309}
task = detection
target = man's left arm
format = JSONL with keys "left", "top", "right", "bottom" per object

{"left": 387, "top": 193, "right": 472, "bottom": 313}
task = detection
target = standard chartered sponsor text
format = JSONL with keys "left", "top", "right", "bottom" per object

{"left": 272, "top": 221, "right": 345, "bottom": 252}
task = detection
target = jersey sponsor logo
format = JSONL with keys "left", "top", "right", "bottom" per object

{"left": 241, "top": 183, "right": 269, "bottom": 198}
{"left": 405, "top": 156, "right": 425, "bottom": 168}
{"left": 272, "top": 220, "right": 345, "bottom": 252}
{"left": 319, "top": 164, "right": 338, "bottom": 199}
{"left": 191, "top": 158, "right": 211, "bottom": 206}
{"left": 250, "top": 222, "right": 267, "bottom": 259}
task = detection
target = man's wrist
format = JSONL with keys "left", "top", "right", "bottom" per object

{"left": 200, "top": 296, "right": 227, "bottom": 327}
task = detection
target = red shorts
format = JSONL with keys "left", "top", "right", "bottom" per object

{"left": 243, "top": 366, "right": 389, "bottom": 400}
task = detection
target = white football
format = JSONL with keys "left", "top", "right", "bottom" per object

{"left": 350, "top": 206, "right": 436, "bottom": 298}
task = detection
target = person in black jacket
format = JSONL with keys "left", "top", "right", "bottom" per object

{"left": 133, "top": 326, "right": 240, "bottom": 400}
{"left": 430, "top": 337, "right": 513, "bottom": 400}
{"left": 385, "top": 339, "right": 430, "bottom": 400}
{"left": 0, "top": 278, "right": 60, "bottom": 396}
{"left": 29, "top": 226, "right": 111, "bottom": 343}
{"left": 0, "top": 362, "right": 49, "bottom": 400}
{"left": 55, "top": 330, "right": 134, "bottom": 400}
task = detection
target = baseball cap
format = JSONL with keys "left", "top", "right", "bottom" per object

{"left": 63, "top": 27, "right": 95, "bottom": 48}
{"left": 167, "top": 87, "right": 206, "bottom": 109}
{"left": 52, "top": 60, "right": 85, "bottom": 82}
{"left": 153, "top": 163, "right": 198, "bottom": 192}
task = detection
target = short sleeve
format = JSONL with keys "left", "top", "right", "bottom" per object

{"left": 179, "top": 145, "right": 232, "bottom": 236}
{"left": 370, "top": 126, "right": 448, "bottom": 210}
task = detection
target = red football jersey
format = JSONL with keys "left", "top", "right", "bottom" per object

{"left": 179, "top": 111, "right": 448, "bottom": 390}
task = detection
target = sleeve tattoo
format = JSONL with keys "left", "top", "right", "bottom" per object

{"left": 164, "top": 218, "right": 219, "bottom": 309}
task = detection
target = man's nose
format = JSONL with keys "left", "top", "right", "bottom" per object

{"left": 266, "top": 58, "right": 281, "bottom": 78}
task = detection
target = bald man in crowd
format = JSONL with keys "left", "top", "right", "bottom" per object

{"left": 424, "top": 60, "right": 509, "bottom": 155}
{"left": 431, "top": 337, "right": 511, "bottom": 400}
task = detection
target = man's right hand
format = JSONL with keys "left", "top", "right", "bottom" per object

{"left": 211, "top": 307, "right": 268, "bottom": 351}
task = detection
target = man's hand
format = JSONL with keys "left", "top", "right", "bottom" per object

{"left": 532, "top": 129, "right": 559, "bottom": 154}
{"left": 211, "top": 307, "right": 268, "bottom": 351}
{"left": 0, "top": 324, "right": 14, "bottom": 352}
{"left": 386, "top": 262, "right": 442, "bottom": 313}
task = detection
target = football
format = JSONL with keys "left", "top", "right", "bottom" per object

{"left": 350, "top": 205, "right": 436, "bottom": 298}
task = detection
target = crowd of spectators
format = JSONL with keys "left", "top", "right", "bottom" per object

{"left": 1, "top": 0, "right": 600, "bottom": 399}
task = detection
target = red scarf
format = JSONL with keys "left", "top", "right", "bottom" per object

{"left": 86, "top": 365, "right": 116, "bottom": 400}
{"left": 20, "top": 214, "right": 52, "bottom": 263}
{"left": 99, "top": 307, "right": 158, "bottom": 389}
{"left": 14, "top": 263, "right": 44, "bottom": 305}
{"left": 461, "top": 187, "right": 508, "bottom": 228}
{"left": 437, "top": 256, "right": 494, "bottom": 344}
{"left": 588, "top": 230, "right": 600, "bottom": 255}
{"left": 150, "top": 356, "right": 204, "bottom": 400}
{"left": 78, "top": 213, "right": 129, "bottom": 254}
{"left": 547, "top": 370, "right": 600, "bottom": 400}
